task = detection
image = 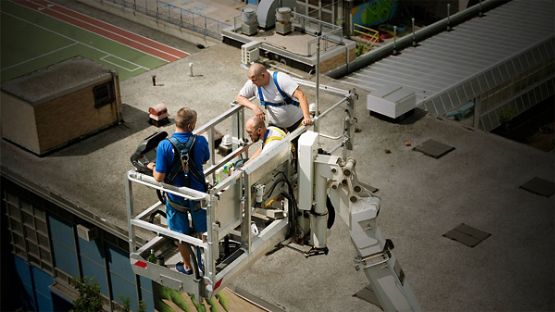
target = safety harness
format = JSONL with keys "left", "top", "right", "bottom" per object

{"left": 164, "top": 135, "right": 205, "bottom": 212}
{"left": 262, "top": 126, "right": 286, "bottom": 149}
{"left": 257, "top": 71, "right": 300, "bottom": 108}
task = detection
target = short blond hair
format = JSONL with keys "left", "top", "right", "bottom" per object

{"left": 175, "top": 107, "right": 197, "bottom": 131}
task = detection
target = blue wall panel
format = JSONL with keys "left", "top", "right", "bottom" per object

{"left": 140, "top": 276, "right": 155, "bottom": 312}
{"left": 78, "top": 238, "right": 109, "bottom": 295}
{"left": 31, "top": 266, "right": 54, "bottom": 312}
{"left": 48, "top": 216, "right": 79, "bottom": 277}
{"left": 14, "top": 255, "right": 36, "bottom": 311}
{"left": 108, "top": 245, "right": 138, "bottom": 311}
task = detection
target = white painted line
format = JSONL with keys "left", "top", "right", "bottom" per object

{"left": 42, "top": 0, "right": 189, "bottom": 58}
{"left": 22, "top": 0, "right": 175, "bottom": 62}
{"left": 100, "top": 55, "right": 141, "bottom": 72}
{"left": 0, "top": 42, "right": 78, "bottom": 72}
{"left": 1, "top": 9, "right": 151, "bottom": 71}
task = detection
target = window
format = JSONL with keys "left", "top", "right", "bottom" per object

{"left": 93, "top": 82, "right": 115, "bottom": 108}
{"left": 2, "top": 189, "right": 53, "bottom": 273}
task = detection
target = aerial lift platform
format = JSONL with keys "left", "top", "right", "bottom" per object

{"left": 125, "top": 79, "right": 420, "bottom": 311}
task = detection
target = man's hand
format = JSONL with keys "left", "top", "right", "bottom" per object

{"left": 147, "top": 162, "right": 155, "bottom": 171}
{"left": 254, "top": 106, "right": 265, "bottom": 121}
{"left": 302, "top": 116, "right": 313, "bottom": 126}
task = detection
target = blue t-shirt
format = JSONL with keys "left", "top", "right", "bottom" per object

{"left": 155, "top": 132, "right": 210, "bottom": 202}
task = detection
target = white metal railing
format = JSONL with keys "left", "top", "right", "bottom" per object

{"left": 126, "top": 80, "right": 358, "bottom": 298}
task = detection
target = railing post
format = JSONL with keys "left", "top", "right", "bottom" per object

{"left": 446, "top": 3, "right": 452, "bottom": 31}
{"left": 316, "top": 32, "right": 321, "bottom": 132}
{"left": 156, "top": 0, "right": 159, "bottom": 22}
{"left": 392, "top": 25, "right": 399, "bottom": 55}
{"left": 410, "top": 17, "right": 418, "bottom": 47}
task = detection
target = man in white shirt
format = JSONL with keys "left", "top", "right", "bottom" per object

{"left": 236, "top": 63, "right": 313, "bottom": 132}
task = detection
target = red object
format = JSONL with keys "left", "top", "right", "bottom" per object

{"left": 214, "top": 278, "right": 223, "bottom": 291}
{"left": 148, "top": 103, "right": 168, "bottom": 116}
{"left": 134, "top": 260, "right": 148, "bottom": 269}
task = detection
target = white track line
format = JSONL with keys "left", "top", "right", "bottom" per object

{"left": 20, "top": 0, "right": 174, "bottom": 63}
{"left": 41, "top": 0, "right": 189, "bottom": 57}
{"left": 1, "top": 9, "right": 151, "bottom": 72}
{"left": 100, "top": 55, "right": 141, "bottom": 72}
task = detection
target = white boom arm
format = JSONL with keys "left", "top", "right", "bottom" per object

{"left": 298, "top": 131, "right": 421, "bottom": 312}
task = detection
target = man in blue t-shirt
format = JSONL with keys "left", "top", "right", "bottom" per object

{"left": 147, "top": 107, "right": 209, "bottom": 275}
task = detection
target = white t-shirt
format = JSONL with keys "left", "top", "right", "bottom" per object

{"left": 239, "top": 71, "right": 303, "bottom": 129}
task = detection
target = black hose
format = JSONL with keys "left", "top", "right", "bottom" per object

{"left": 280, "top": 192, "right": 298, "bottom": 238}
{"left": 326, "top": 196, "right": 335, "bottom": 229}
{"left": 147, "top": 209, "right": 167, "bottom": 223}
{"left": 264, "top": 178, "right": 286, "bottom": 201}
{"left": 184, "top": 243, "right": 201, "bottom": 279}
{"left": 156, "top": 190, "right": 166, "bottom": 205}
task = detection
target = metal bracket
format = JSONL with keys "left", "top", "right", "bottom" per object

{"left": 354, "top": 239, "right": 394, "bottom": 270}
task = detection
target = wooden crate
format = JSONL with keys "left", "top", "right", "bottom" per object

{"left": 1, "top": 57, "right": 122, "bottom": 155}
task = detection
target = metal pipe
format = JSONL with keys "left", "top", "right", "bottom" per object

{"left": 206, "top": 191, "right": 216, "bottom": 283}
{"left": 327, "top": 138, "right": 347, "bottom": 154}
{"left": 315, "top": 26, "right": 321, "bottom": 132}
{"left": 412, "top": 17, "right": 417, "bottom": 47}
{"left": 318, "top": 133, "right": 343, "bottom": 140}
{"left": 126, "top": 175, "right": 136, "bottom": 253}
{"left": 446, "top": 3, "right": 452, "bottom": 31}
{"left": 131, "top": 219, "right": 207, "bottom": 248}
{"left": 194, "top": 104, "right": 243, "bottom": 135}
{"left": 135, "top": 202, "right": 163, "bottom": 221}
{"left": 204, "top": 144, "right": 251, "bottom": 177}
{"left": 293, "top": 79, "right": 351, "bottom": 97}
{"left": 393, "top": 25, "right": 398, "bottom": 55}
{"left": 127, "top": 171, "right": 208, "bottom": 200}
{"left": 315, "top": 97, "right": 348, "bottom": 119}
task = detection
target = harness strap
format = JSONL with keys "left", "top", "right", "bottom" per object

{"left": 167, "top": 198, "right": 201, "bottom": 213}
{"left": 166, "top": 135, "right": 205, "bottom": 189}
{"left": 262, "top": 126, "right": 286, "bottom": 148}
{"left": 257, "top": 71, "right": 300, "bottom": 108}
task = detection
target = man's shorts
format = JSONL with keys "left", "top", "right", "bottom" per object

{"left": 166, "top": 201, "right": 207, "bottom": 235}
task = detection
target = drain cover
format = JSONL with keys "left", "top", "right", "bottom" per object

{"left": 443, "top": 223, "right": 491, "bottom": 247}
{"left": 413, "top": 139, "right": 455, "bottom": 159}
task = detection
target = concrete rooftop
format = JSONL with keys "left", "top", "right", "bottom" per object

{"left": 1, "top": 1, "right": 554, "bottom": 311}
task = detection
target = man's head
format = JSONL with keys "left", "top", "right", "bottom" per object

{"left": 175, "top": 107, "right": 197, "bottom": 132}
{"left": 245, "top": 115, "right": 266, "bottom": 143}
{"left": 247, "top": 63, "right": 270, "bottom": 87}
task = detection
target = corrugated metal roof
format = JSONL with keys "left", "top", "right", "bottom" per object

{"left": 342, "top": 0, "right": 554, "bottom": 119}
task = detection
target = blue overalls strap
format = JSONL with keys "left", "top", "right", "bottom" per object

{"left": 272, "top": 71, "right": 299, "bottom": 106}
{"left": 257, "top": 71, "right": 300, "bottom": 108}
